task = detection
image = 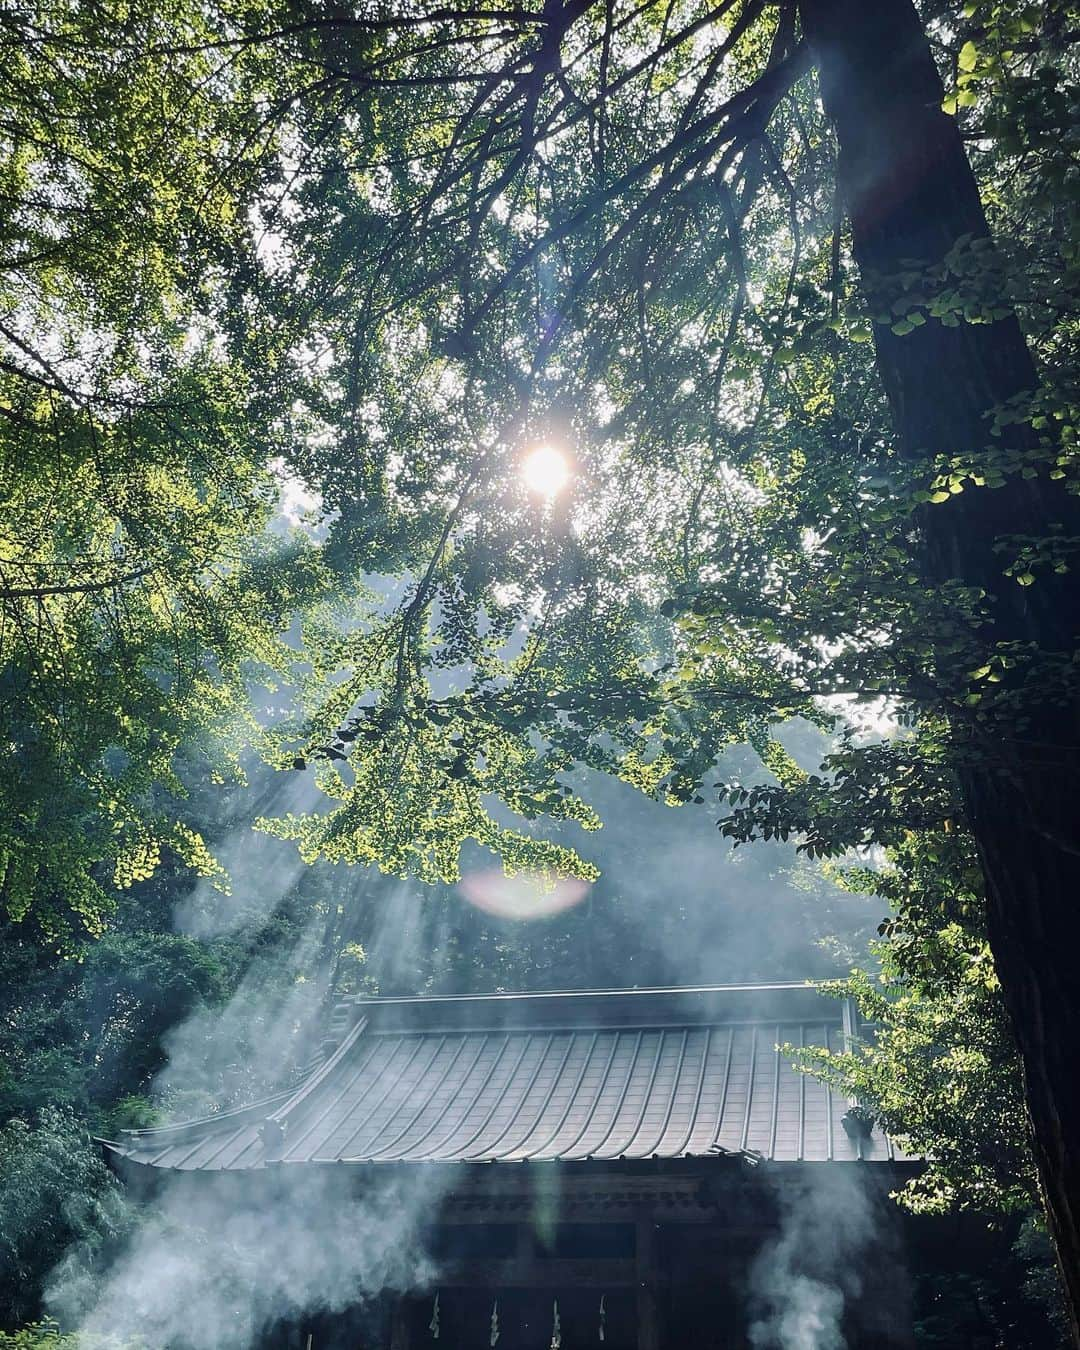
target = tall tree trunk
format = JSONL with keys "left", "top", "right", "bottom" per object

{"left": 796, "top": 0, "right": 1080, "bottom": 1340}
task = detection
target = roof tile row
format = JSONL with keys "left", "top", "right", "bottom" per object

{"left": 109, "top": 986, "right": 901, "bottom": 1171}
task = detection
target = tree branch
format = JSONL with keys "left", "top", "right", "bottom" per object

{"left": 0, "top": 567, "right": 154, "bottom": 600}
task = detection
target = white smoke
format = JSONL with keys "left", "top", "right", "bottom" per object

{"left": 747, "top": 1167, "right": 897, "bottom": 1350}
{"left": 46, "top": 844, "right": 448, "bottom": 1347}
{"left": 49, "top": 1165, "right": 439, "bottom": 1348}
{"left": 172, "top": 773, "right": 321, "bottom": 940}
{"left": 154, "top": 910, "right": 329, "bottom": 1119}
{"left": 753, "top": 1276, "right": 846, "bottom": 1350}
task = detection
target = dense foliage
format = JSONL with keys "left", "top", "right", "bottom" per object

{"left": 0, "top": 0, "right": 342, "bottom": 943}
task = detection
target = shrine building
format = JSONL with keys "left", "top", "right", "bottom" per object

{"left": 102, "top": 983, "right": 916, "bottom": 1349}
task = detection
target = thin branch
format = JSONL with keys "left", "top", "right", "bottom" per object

{"left": 0, "top": 566, "right": 155, "bottom": 600}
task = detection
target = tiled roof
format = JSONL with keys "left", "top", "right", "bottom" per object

{"left": 104, "top": 985, "right": 904, "bottom": 1172}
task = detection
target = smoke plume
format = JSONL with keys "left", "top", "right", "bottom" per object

{"left": 747, "top": 1167, "right": 894, "bottom": 1350}
{"left": 46, "top": 818, "right": 447, "bottom": 1348}
{"left": 49, "top": 1165, "right": 439, "bottom": 1348}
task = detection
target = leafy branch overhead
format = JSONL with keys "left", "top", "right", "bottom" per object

{"left": 5, "top": 0, "right": 1078, "bottom": 908}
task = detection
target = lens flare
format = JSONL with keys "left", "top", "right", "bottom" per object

{"left": 522, "top": 444, "right": 570, "bottom": 496}
{"left": 458, "top": 869, "right": 591, "bottom": 921}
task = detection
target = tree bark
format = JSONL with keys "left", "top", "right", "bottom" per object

{"left": 796, "top": 0, "right": 1080, "bottom": 1341}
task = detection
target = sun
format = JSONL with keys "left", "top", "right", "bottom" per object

{"left": 521, "top": 444, "right": 570, "bottom": 497}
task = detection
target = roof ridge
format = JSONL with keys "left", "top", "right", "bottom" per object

{"left": 345, "top": 981, "right": 821, "bottom": 1007}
